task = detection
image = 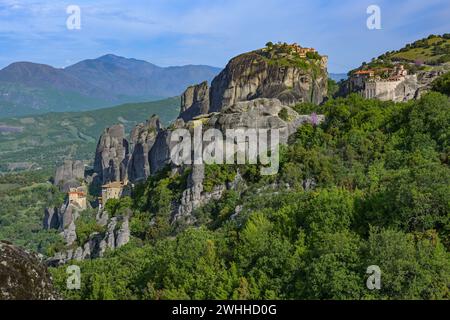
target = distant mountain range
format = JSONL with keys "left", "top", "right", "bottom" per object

{"left": 0, "top": 55, "right": 221, "bottom": 118}
{"left": 329, "top": 73, "right": 348, "bottom": 82}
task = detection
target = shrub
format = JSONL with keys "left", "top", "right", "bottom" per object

{"left": 432, "top": 72, "right": 450, "bottom": 96}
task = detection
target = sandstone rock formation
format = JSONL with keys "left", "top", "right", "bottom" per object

{"left": 94, "top": 124, "right": 130, "bottom": 184}
{"left": 43, "top": 202, "right": 76, "bottom": 230}
{"left": 179, "top": 81, "right": 210, "bottom": 121}
{"left": 209, "top": 51, "right": 328, "bottom": 113}
{"left": 54, "top": 160, "right": 85, "bottom": 192}
{"left": 174, "top": 165, "right": 207, "bottom": 223}
{"left": 46, "top": 44, "right": 328, "bottom": 265}
{"left": 47, "top": 211, "right": 131, "bottom": 266}
{"left": 116, "top": 215, "right": 131, "bottom": 248}
{"left": 172, "top": 98, "right": 324, "bottom": 222}
{"left": 43, "top": 207, "right": 61, "bottom": 230}
{"left": 176, "top": 47, "right": 328, "bottom": 122}
{"left": 0, "top": 241, "right": 59, "bottom": 300}
{"left": 147, "top": 130, "right": 171, "bottom": 175}
{"left": 415, "top": 68, "right": 449, "bottom": 99}
{"left": 44, "top": 202, "right": 81, "bottom": 245}
{"left": 128, "top": 116, "right": 161, "bottom": 182}
{"left": 63, "top": 221, "right": 77, "bottom": 246}
{"left": 174, "top": 166, "right": 247, "bottom": 224}
{"left": 209, "top": 98, "right": 306, "bottom": 143}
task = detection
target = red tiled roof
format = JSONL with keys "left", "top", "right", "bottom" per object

{"left": 355, "top": 70, "right": 373, "bottom": 75}
{"left": 69, "top": 192, "right": 85, "bottom": 196}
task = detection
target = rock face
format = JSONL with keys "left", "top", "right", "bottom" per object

{"left": 0, "top": 241, "right": 58, "bottom": 300}
{"left": 209, "top": 51, "right": 328, "bottom": 113}
{"left": 47, "top": 44, "right": 328, "bottom": 265}
{"left": 44, "top": 202, "right": 81, "bottom": 245}
{"left": 63, "top": 221, "right": 78, "bottom": 246}
{"left": 43, "top": 203, "right": 75, "bottom": 230}
{"left": 415, "top": 68, "right": 449, "bottom": 98}
{"left": 116, "top": 216, "right": 131, "bottom": 247}
{"left": 54, "top": 160, "right": 85, "bottom": 192}
{"left": 179, "top": 81, "right": 210, "bottom": 121}
{"left": 174, "top": 167, "right": 247, "bottom": 224}
{"left": 47, "top": 211, "right": 131, "bottom": 266}
{"left": 209, "top": 98, "right": 305, "bottom": 143}
{"left": 43, "top": 207, "right": 61, "bottom": 230}
{"left": 177, "top": 48, "right": 328, "bottom": 122}
{"left": 128, "top": 116, "right": 161, "bottom": 182}
{"left": 172, "top": 98, "right": 324, "bottom": 222}
{"left": 174, "top": 165, "right": 207, "bottom": 223}
{"left": 148, "top": 119, "right": 187, "bottom": 175}
{"left": 94, "top": 124, "right": 130, "bottom": 184}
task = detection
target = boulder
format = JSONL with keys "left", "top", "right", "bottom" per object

{"left": 0, "top": 241, "right": 59, "bottom": 300}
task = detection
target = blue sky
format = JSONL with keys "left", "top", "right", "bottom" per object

{"left": 0, "top": 0, "right": 449, "bottom": 73}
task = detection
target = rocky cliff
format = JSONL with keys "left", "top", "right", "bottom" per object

{"left": 210, "top": 51, "right": 328, "bottom": 113}
{"left": 93, "top": 118, "right": 171, "bottom": 184}
{"left": 128, "top": 116, "right": 162, "bottom": 182}
{"left": 47, "top": 213, "right": 131, "bottom": 266}
{"left": 48, "top": 43, "right": 327, "bottom": 265}
{"left": 415, "top": 68, "right": 449, "bottom": 98}
{"left": 172, "top": 98, "right": 324, "bottom": 221}
{"left": 54, "top": 160, "right": 85, "bottom": 192}
{"left": 45, "top": 200, "right": 131, "bottom": 266}
{"left": 179, "top": 81, "right": 210, "bottom": 121}
{"left": 177, "top": 44, "right": 328, "bottom": 122}
{"left": 43, "top": 202, "right": 80, "bottom": 245}
{"left": 0, "top": 241, "right": 59, "bottom": 300}
{"left": 98, "top": 44, "right": 328, "bottom": 182}
{"left": 87, "top": 98, "right": 323, "bottom": 238}
{"left": 93, "top": 124, "right": 130, "bottom": 184}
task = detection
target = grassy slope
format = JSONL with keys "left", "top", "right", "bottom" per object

{"left": 0, "top": 82, "right": 116, "bottom": 118}
{"left": 0, "top": 97, "right": 180, "bottom": 171}
{"left": 389, "top": 35, "right": 450, "bottom": 63}
{"left": 349, "top": 35, "right": 450, "bottom": 75}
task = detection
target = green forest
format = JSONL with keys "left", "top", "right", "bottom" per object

{"left": 49, "top": 89, "right": 450, "bottom": 300}
{"left": 0, "top": 170, "right": 66, "bottom": 254}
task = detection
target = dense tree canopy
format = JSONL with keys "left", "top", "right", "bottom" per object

{"left": 46, "top": 92, "right": 450, "bottom": 299}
